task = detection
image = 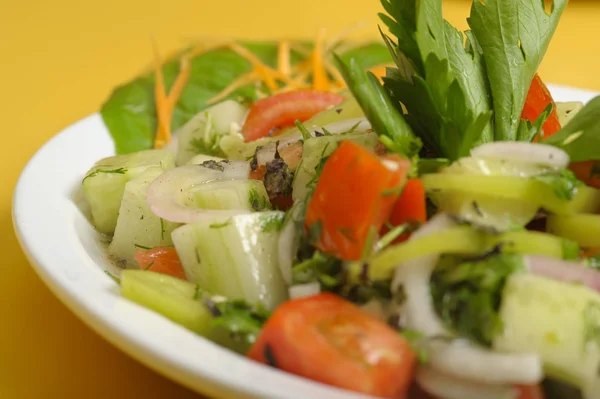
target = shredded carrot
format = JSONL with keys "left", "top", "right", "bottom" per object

{"left": 152, "top": 40, "right": 170, "bottom": 148}
{"left": 312, "top": 28, "right": 330, "bottom": 92}
{"left": 206, "top": 71, "right": 262, "bottom": 105}
{"left": 278, "top": 40, "right": 291, "bottom": 77}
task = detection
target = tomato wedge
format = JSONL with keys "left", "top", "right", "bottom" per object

{"left": 247, "top": 293, "right": 416, "bottom": 399}
{"left": 382, "top": 178, "right": 427, "bottom": 244}
{"left": 134, "top": 247, "right": 187, "bottom": 280}
{"left": 305, "top": 141, "right": 411, "bottom": 261}
{"left": 521, "top": 74, "right": 561, "bottom": 138}
{"left": 242, "top": 90, "right": 344, "bottom": 142}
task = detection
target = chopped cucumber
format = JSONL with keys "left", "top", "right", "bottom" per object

{"left": 547, "top": 214, "right": 600, "bottom": 248}
{"left": 171, "top": 212, "right": 288, "bottom": 310}
{"left": 422, "top": 174, "right": 600, "bottom": 215}
{"left": 185, "top": 179, "right": 270, "bottom": 212}
{"left": 292, "top": 131, "right": 380, "bottom": 202}
{"left": 176, "top": 100, "right": 248, "bottom": 165}
{"left": 121, "top": 270, "right": 213, "bottom": 336}
{"left": 82, "top": 149, "right": 175, "bottom": 234}
{"left": 556, "top": 101, "right": 584, "bottom": 126}
{"left": 108, "top": 167, "right": 180, "bottom": 266}
{"left": 493, "top": 274, "right": 600, "bottom": 392}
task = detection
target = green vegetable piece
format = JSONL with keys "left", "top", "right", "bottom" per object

{"left": 467, "top": 0, "right": 567, "bottom": 141}
{"left": 544, "top": 96, "right": 600, "bottom": 162}
{"left": 431, "top": 252, "right": 525, "bottom": 346}
{"left": 333, "top": 54, "right": 421, "bottom": 158}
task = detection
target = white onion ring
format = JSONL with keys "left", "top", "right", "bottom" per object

{"left": 393, "top": 213, "right": 542, "bottom": 384}
{"left": 288, "top": 282, "right": 320, "bottom": 299}
{"left": 416, "top": 367, "right": 518, "bottom": 399}
{"left": 471, "top": 142, "right": 569, "bottom": 168}
{"left": 147, "top": 161, "right": 250, "bottom": 223}
{"left": 427, "top": 339, "right": 543, "bottom": 384}
{"left": 525, "top": 255, "right": 600, "bottom": 293}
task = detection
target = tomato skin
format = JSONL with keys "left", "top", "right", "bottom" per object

{"left": 516, "top": 385, "right": 545, "bottom": 399}
{"left": 569, "top": 160, "right": 600, "bottom": 189}
{"left": 242, "top": 90, "right": 344, "bottom": 142}
{"left": 383, "top": 178, "right": 427, "bottom": 244}
{"left": 247, "top": 293, "right": 416, "bottom": 399}
{"left": 521, "top": 74, "right": 561, "bottom": 138}
{"left": 134, "top": 247, "right": 187, "bottom": 280}
{"left": 305, "top": 141, "right": 411, "bottom": 261}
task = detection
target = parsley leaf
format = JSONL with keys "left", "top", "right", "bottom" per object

{"left": 544, "top": 96, "right": 600, "bottom": 162}
{"left": 430, "top": 252, "right": 524, "bottom": 346}
{"left": 532, "top": 168, "right": 581, "bottom": 200}
{"left": 207, "top": 297, "right": 271, "bottom": 348}
{"left": 379, "top": 0, "right": 493, "bottom": 161}
{"left": 467, "top": 0, "right": 567, "bottom": 141}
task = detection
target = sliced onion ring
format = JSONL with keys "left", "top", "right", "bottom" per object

{"left": 416, "top": 367, "right": 518, "bottom": 399}
{"left": 471, "top": 142, "right": 569, "bottom": 168}
{"left": 525, "top": 255, "right": 600, "bottom": 292}
{"left": 147, "top": 161, "right": 250, "bottom": 223}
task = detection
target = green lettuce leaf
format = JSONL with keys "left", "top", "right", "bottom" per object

{"left": 101, "top": 42, "right": 390, "bottom": 154}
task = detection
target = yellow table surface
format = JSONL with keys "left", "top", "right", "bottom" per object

{"left": 3, "top": 0, "right": 600, "bottom": 397}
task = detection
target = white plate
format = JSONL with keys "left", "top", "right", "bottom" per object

{"left": 13, "top": 85, "right": 599, "bottom": 399}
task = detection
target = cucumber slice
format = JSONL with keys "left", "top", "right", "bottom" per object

{"left": 108, "top": 167, "right": 181, "bottom": 266}
{"left": 556, "top": 102, "right": 584, "bottom": 126}
{"left": 547, "top": 214, "right": 600, "bottom": 248}
{"left": 185, "top": 179, "right": 270, "bottom": 212}
{"left": 121, "top": 270, "right": 212, "bottom": 336}
{"left": 171, "top": 212, "right": 288, "bottom": 310}
{"left": 493, "top": 274, "right": 600, "bottom": 391}
{"left": 82, "top": 149, "right": 175, "bottom": 234}
{"left": 422, "top": 174, "right": 600, "bottom": 215}
{"left": 176, "top": 100, "right": 248, "bottom": 165}
{"left": 292, "top": 131, "right": 380, "bottom": 202}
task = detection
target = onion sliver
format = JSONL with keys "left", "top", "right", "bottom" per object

{"left": 471, "top": 142, "right": 569, "bottom": 168}
{"left": 427, "top": 339, "right": 543, "bottom": 384}
{"left": 147, "top": 161, "right": 250, "bottom": 223}
{"left": 288, "top": 282, "right": 320, "bottom": 299}
{"left": 416, "top": 367, "right": 518, "bottom": 399}
{"left": 525, "top": 255, "right": 600, "bottom": 293}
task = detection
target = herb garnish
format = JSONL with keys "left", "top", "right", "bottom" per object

{"left": 82, "top": 167, "right": 127, "bottom": 183}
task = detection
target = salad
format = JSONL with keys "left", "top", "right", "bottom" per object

{"left": 80, "top": 0, "right": 600, "bottom": 398}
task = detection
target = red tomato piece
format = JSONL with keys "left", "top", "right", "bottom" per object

{"left": 521, "top": 74, "right": 561, "bottom": 138}
{"left": 242, "top": 90, "right": 344, "bottom": 142}
{"left": 134, "top": 247, "right": 187, "bottom": 280}
{"left": 305, "top": 141, "right": 410, "bottom": 261}
{"left": 247, "top": 293, "right": 416, "bottom": 399}
{"left": 569, "top": 160, "right": 600, "bottom": 189}
{"left": 382, "top": 178, "right": 427, "bottom": 244}
{"left": 516, "top": 385, "right": 545, "bottom": 399}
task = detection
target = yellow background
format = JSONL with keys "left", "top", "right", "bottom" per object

{"left": 3, "top": 0, "right": 600, "bottom": 397}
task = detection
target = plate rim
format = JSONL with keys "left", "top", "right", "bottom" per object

{"left": 12, "top": 84, "right": 599, "bottom": 399}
